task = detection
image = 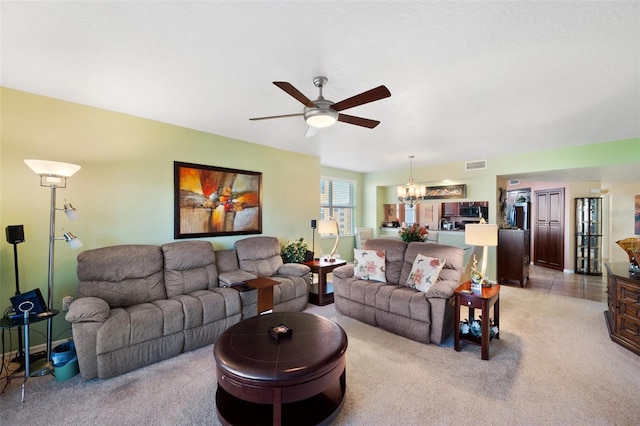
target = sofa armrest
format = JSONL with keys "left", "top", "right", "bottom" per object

{"left": 424, "top": 279, "right": 459, "bottom": 299}
{"left": 64, "top": 297, "right": 111, "bottom": 323}
{"left": 219, "top": 269, "right": 257, "bottom": 286}
{"left": 332, "top": 264, "right": 354, "bottom": 279}
{"left": 277, "top": 263, "right": 310, "bottom": 277}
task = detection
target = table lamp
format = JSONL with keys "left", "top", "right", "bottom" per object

{"left": 318, "top": 217, "right": 339, "bottom": 262}
{"left": 465, "top": 223, "right": 498, "bottom": 287}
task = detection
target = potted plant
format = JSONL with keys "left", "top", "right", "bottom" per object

{"left": 398, "top": 224, "right": 429, "bottom": 242}
{"left": 281, "top": 237, "right": 310, "bottom": 263}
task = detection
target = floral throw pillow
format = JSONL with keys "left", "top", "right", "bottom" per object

{"left": 406, "top": 254, "right": 445, "bottom": 292}
{"left": 353, "top": 249, "right": 386, "bottom": 282}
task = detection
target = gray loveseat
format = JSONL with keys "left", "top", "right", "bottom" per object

{"left": 332, "top": 238, "right": 464, "bottom": 344}
{"left": 65, "top": 237, "right": 310, "bottom": 380}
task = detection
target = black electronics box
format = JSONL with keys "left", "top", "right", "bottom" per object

{"left": 10, "top": 288, "right": 47, "bottom": 314}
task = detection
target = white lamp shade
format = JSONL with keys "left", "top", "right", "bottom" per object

{"left": 318, "top": 218, "right": 339, "bottom": 235}
{"left": 63, "top": 232, "right": 84, "bottom": 250}
{"left": 465, "top": 224, "right": 498, "bottom": 246}
{"left": 24, "top": 159, "right": 81, "bottom": 177}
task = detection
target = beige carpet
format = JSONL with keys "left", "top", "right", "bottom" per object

{"left": 1, "top": 286, "right": 639, "bottom": 425}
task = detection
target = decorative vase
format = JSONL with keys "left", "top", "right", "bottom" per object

{"left": 616, "top": 238, "right": 640, "bottom": 274}
{"left": 469, "top": 254, "right": 483, "bottom": 288}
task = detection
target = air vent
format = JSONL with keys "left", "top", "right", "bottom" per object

{"left": 465, "top": 159, "right": 487, "bottom": 171}
{"left": 508, "top": 179, "right": 520, "bottom": 186}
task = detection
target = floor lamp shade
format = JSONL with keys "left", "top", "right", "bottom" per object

{"left": 24, "top": 159, "right": 81, "bottom": 177}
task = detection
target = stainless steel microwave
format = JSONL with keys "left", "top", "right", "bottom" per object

{"left": 459, "top": 205, "right": 488, "bottom": 218}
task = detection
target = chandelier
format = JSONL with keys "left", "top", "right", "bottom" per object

{"left": 397, "top": 155, "right": 425, "bottom": 208}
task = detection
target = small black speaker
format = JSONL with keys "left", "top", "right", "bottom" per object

{"left": 311, "top": 219, "right": 317, "bottom": 229}
{"left": 6, "top": 225, "right": 25, "bottom": 244}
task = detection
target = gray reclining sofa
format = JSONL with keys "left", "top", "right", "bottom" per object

{"left": 65, "top": 236, "right": 310, "bottom": 379}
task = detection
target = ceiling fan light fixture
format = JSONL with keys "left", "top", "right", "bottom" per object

{"left": 304, "top": 104, "right": 338, "bottom": 128}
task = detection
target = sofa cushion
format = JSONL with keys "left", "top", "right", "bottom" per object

{"left": 219, "top": 269, "right": 257, "bottom": 286}
{"left": 77, "top": 245, "right": 166, "bottom": 308}
{"left": 215, "top": 249, "right": 240, "bottom": 273}
{"left": 363, "top": 239, "right": 408, "bottom": 284}
{"left": 354, "top": 249, "right": 387, "bottom": 282}
{"left": 406, "top": 254, "right": 445, "bottom": 293}
{"left": 96, "top": 302, "right": 173, "bottom": 354}
{"left": 162, "top": 241, "right": 219, "bottom": 297}
{"left": 399, "top": 242, "right": 464, "bottom": 286}
{"left": 235, "top": 236, "right": 283, "bottom": 277}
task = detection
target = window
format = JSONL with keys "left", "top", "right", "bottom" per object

{"left": 320, "top": 177, "right": 355, "bottom": 235}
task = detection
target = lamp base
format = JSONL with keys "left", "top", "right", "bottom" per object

{"left": 29, "top": 358, "right": 54, "bottom": 377}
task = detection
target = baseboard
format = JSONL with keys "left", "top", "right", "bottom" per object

{"left": 2, "top": 338, "right": 71, "bottom": 360}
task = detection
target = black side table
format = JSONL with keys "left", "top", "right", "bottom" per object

{"left": 1, "top": 309, "right": 59, "bottom": 401}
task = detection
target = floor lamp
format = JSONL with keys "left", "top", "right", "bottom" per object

{"left": 24, "top": 159, "right": 83, "bottom": 375}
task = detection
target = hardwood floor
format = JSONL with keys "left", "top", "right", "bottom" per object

{"left": 500, "top": 264, "right": 608, "bottom": 303}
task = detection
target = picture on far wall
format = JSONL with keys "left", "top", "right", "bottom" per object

{"left": 423, "top": 184, "right": 466, "bottom": 199}
{"left": 174, "top": 161, "right": 262, "bottom": 239}
{"left": 635, "top": 195, "right": 640, "bottom": 235}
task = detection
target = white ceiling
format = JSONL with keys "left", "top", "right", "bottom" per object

{"left": 1, "top": 1, "right": 638, "bottom": 178}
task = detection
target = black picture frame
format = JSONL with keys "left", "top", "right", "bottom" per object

{"left": 174, "top": 161, "right": 262, "bottom": 239}
{"left": 423, "top": 184, "right": 467, "bottom": 199}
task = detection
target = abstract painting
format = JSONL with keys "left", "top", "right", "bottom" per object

{"left": 174, "top": 161, "right": 262, "bottom": 238}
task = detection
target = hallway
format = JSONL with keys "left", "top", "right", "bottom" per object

{"left": 501, "top": 264, "right": 608, "bottom": 303}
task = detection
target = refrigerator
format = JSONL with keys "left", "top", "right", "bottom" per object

{"left": 508, "top": 202, "right": 530, "bottom": 230}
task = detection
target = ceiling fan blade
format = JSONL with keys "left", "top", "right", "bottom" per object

{"left": 249, "top": 113, "right": 303, "bottom": 121}
{"left": 273, "top": 82, "right": 316, "bottom": 107}
{"left": 338, "top": 113, "right": 380, "bottom": 129}
{"left": 331, "top": 85, "right": 391, "bottom": 112}
{"left": 305, "top": 126, "right": 318, "bottom": 138}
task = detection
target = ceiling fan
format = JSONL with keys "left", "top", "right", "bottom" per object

{"left": 250, "top": 76, "right": 391, "bottom": 136}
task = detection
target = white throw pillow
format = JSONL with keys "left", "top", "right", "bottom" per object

{"left": 406, "top": 253, "right": 445, "bottom": 292}
{"left": 353, "top": 249, "right": 386, "bottom": 282}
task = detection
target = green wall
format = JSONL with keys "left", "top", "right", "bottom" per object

{"left": 0, "top": 87, "right": 321, "bottom": 344}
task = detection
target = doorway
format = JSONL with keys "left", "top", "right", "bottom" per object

{"left": 534, "top": 188, "right": 565, "bottom": 271}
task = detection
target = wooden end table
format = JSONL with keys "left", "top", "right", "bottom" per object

{"left": 454, "top": 282, "right": 500, "bottom": 360}
{"left": 303, "top": 259, "right": 347, "bottom": 306}
{"left": 245, "top": 277, "right": 279, "bottom": 314}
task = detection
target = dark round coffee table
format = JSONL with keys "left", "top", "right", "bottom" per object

{"left": 214, "top": 312, "right": 348, "bottom": 426}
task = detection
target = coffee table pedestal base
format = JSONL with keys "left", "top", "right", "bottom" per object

{"left": 216, "top": 369, "right": 345, "bottom": 426}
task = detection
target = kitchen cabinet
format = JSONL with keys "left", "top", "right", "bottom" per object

{"left": 575, "top": 197, "right": 602, "bottom": 275}
{"left": 604, "top": 263, "right": 640, "bottom": 356}
{"left": 507, "top": 189, "right": 530, "bottom": 204}
{"left": 497, "top": 229, "right": 530, "bottom": 287}
{"left": 442, "top": 202, "right": 459, "bottom": 217}
{"left": 534, "top": 188, "right": 564, "bottom": 271}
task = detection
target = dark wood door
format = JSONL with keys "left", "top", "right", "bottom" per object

{"left": 534, "top": 188, "right": 564, "bottom": 270}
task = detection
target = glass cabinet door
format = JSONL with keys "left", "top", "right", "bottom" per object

{"left": 575, "top": 197, "right": 602, "bottom": 275}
